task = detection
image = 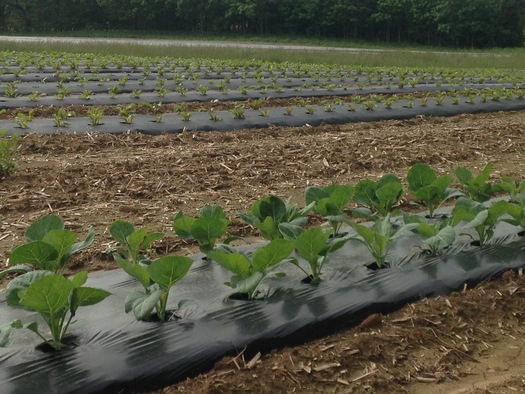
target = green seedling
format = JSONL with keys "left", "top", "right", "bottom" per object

{"left": 2, "top": 271, "right": 110, "bottom": 350}
{"left": 87, "top": 107, "right": 104, "bottom": 126}
{"left": 230, "top": 103, "right": 245, "bottom": 119}
{"left": 289, "top": 226, "right": 350, "bottom": 285}
{"left": 403, "top": 214, "right": 456, "bottom": 255}
{"left": 4, "top": 215, "right": 95, "bottom": 277}
{"left": 116, "top": 254, "right": 193, "bottom": 321}
{"left": 108, "top": 85, "right": 121, "bottom": 98}
{"left": 452, "top": 197, "right": 509, "bottom": 245}
{"left": 108, "top": 220, "right": 164, "bottom": 266}
{"left": 173, "top": 205, "right": 229, "bottom": 254}
{"left": 80, "top": 89, "right": 93, "bottom": 100}
{"left": 455, "top": 163, "right": 496, "bottom": 203}
{"left": 180, "top": 111, "right": 192, "bottom": 121}
{"left": 0, "top": 129, "right": 20, "bottom": 176}
{"left": 347, "top": 215, "right": 418, "bottom": 268}
{"left": 56, "top": 87, "right": 72, "bottom": 100}
{"left": 119, "top": 104, "right": 136, "bottom": 124}
{"left": 208, "top": 110, "right": 222, "bottom": 121}
{"left": 130, "top": 89, "right": 142, "bottom": 99}
{"left": 198, "top": 84, "right": 208, "bottom": 95}
{"left": 407, "top": 163, "right": 463, "bottom": 218}
{"left": 353, "top": 174, "right": 403, "bottom": 220}
{"left": 249, "top": 97, "right": 265, "bottom": 110}
{"left": 208, "top": 239, "right": 294, "bottom": 300}
{"left": 238, "top": 195, "right": 313, "bottom": 241}
{"left": 13, "top": 110, "right": 34, "bottom": 129}
{"left": 305, "top": 184, "right": 354, "bottom": 237}
{"left": 53, "top": 109, "right": 75, "bottom": 127}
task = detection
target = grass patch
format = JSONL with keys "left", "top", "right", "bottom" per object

{"left": 0, "top": 35, "right": 524, "bottom": 70}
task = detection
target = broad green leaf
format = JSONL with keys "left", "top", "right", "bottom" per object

{"left": 208, "top": 251, "right": 252, "bottom": 278}
{"left": 305, "top": 186, "right": 329, "bottom": 205}
{"left": 42, "top": 229, "right": 77, "bottom": 263}
{"left": 141, "top": 232, "right": 165, "bottom": 250}
{"left": 126, "top": 228, "right": 148, "bottom": 255}
{"left": 376, "top": 182, "right": 403, "bottom": 215}
{"left": 109, "top": 220, "right": 135, "bottom": 245}
{"left": 147, "top": 256, "right": 193, "bottom": 291}
{"left": 20, "top": 274, "right": 73, "bottom": 317}
{"left": 455, "top": 166, "right": 474, "bottom": 184}
{"left": 113, "top": 254, "right": 150, "bottom": 289}
{"left": 252, "top": 239, "right": 295, "bottom": 271}
{"left": 172, "top": 214, "right": 195, "bottom": 239}
{"left": 0, "top": 264, "right": 32, "bottom": 279}
{"left": 65, "top": 226, "right": 95, "bottom": 261}
{"left": 25, "top": 215, "right": 64, "bottom": 242}
{"left": 463, "top": 209, "right": 489, "bottom": 229}
{"left": 424, "top": 226, "right": 456, "bottom": 251}
{"left": 71, "top": 287, "right": 111, "bottom": 311}
{"left": 199, "top": 204, "right": 226, "bottom": 220}
{"left": 228, "top": 272, "right": 264, "bottom": 295}
{"left": 9, "top": 241, "right": 59, "bottom": 271}
{"left": 0, "top": 320, "right": 22, "bottom": 347}
{"left": 191, "top": 217, "right": 227, "bottom": 244}
{"left": 354, "top": 179, "right": 377, "bottom": 208}
{"left": 278, "top": 223, "right": 305, "bottom": 239}
{"left": 255, "top": 216, "right": 278, "bottom": 240}
{"left": 6, "top": 270, "right": 52, "bottom": 308}
{"left": 295, "top": 227, "right": 330, "bottom": 264}
{"left": 259, "top": 196, "right": 286, "bottom": 224}
{"left": 326, "top": 185, "right": 354, "bottom": 214}
{"left": 125, "top": 290, "right": 162, "bottom": 321}
{"left": 407, "top": 163, "right": 436, "bottom": 192}
{"left": 71, "top": 271, "right": 88, "bottom": 288}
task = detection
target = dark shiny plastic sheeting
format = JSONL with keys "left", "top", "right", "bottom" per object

{"left": 0, "top": 221, "right": 524, "bottom": 394}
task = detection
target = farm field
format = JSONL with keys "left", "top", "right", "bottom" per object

{"left": 0, "top": 47, "right": 524, "bottom": 393}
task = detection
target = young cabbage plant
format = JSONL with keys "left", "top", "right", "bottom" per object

{"left": 289, "top": 226, "right": 350, "bottom": 285}
{"left": 2, "top": 271, "right": 110, "bottom": 350}
{"left": 346, "top": 215, "right": 418, "bottom": 268}
{"left": 407, "top": 163, "right": 463, "bottom": 218}
{"left": 3, "top": 215, "right": 95, "bottom": 277}
{"left": 403, "top": 214, "right": 456, "bottom": 255}
{"left": 108, "top": 220, "right": 164, "bottom": 266}
{"left": 495, "top": 176, "right": 525, "bottom": 202}
{"left": 352, "top": 174, "right": 403, "bottom": 220}
{"left": 237, "top": 195, "right": 313, "bottom": 240}
{"left": 115, "top": 254, "right": 193, "bottom": 321}
{"left": 173, "top": 205, "right": 229, "bottom": 254}
{"left": 305, "top": 184, "right": 354, "bottom": 237}
{"left": 452, "top": 197, "right": 509, "bottom": 245}
{"left": 454, "top": 163, "right": 496, "bottom": 203}
{"left": 207, "top": 239, "right": 294, "bottom": 300}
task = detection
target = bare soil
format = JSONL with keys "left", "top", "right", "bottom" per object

{"left": 1, "top": 110, "right": 525, "bottom": 393}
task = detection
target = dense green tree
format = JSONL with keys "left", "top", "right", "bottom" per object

{"left": 0, "top": 0, "right": 523, "bottom": 48}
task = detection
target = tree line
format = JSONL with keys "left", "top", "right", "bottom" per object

{"left": 1, "top": 0, "right": 524, "bottom": 48}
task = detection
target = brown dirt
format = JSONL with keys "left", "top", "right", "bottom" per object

{"left": 1, "top": 109, "right": 525, "bottom": 393}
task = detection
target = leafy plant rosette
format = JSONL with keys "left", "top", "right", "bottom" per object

{"left": 454, "top": 162, "right": 496, "bottom": 203}
{"left": 407, "top": 163, "right": 463, "bottom": 218}
{"left": 107, "top": 220, "right": 164, "bottom": 266}
{"left": 2, "top": 215, "right": 95, "bottom": 278}
{"left": 451, "top": 197, "right": 509, "bottom": 245}
{"left": 237, "top": 195, "right": 313, "bottom": 240}
{"left": 352, "top": 174, "right": 403, "bottom": 220}
{"left": 114, "top": 254, "right": 193, "bottom": 321}
{"left": 346, "top": 215, "right": 418, "bottom": 268}
{"left": 173, "top": 205, "right": 229, "bottom": 255}
{"left": 207, "top": 239, "right": 295, "bottom": 300}
{"left": 1, "top": 271, "right": 110, "bottom": 350}
{"left": 500, "top": 194, "right": 525, "bottom": 232}
{"left": 289, "top": 226, "right": 350, "bottom": 285}
{"left": 403, "top": 213, "right": 456, "bottom": 255}
{"left": 305, "top": 184, "right": 354, "bottom": 237}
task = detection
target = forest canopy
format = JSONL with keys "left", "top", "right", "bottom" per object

{"left": 1, "top": 0, "right": 524, "bottom": 48}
